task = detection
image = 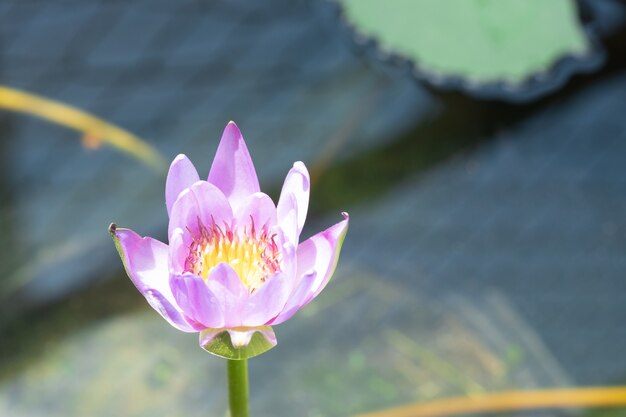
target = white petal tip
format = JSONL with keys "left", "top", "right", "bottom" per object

{"left": 230, "top": 331, "right": 253, "bottom": 348}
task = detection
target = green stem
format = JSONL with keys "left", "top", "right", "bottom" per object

{"left": 227, "top": 359, "right": 249, "bottom": 417}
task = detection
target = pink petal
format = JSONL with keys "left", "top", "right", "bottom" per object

{"left": 234, "top": 192, "right": 278, "bottom": 233}
{"left": 267, "top": 271, "right": 316, "bottom": 325}
{"left": 207, "top": 121, "right": 260, "bottom": 211}
{"left": 299, "top": 212, "right": 349, "bottom": 299}
{"left": 168, "top": 227, "right": 187, "bottom": 274}
{"left": 109, "top": 225, "right": 200, "bottom": 332}
{"left": 205, "top": 263, "right": 249, "bottom": 328}
{"left": 270, "top": 212, "right": 349, "bottom": 325}
{"left": 168, "top": 180, "right": 233, "bottom": 245}
{"left": 170, "top": 273, "right": 224, "bottom": 328}
{"left": 242, "top": 272, "right": 291, "bottom": 326}
{"left": 277, "top": 192, "right": 298, "bottom": 245}
{"left": 165, "top": 154, "right": 200, "bottom": 217}
{"left": 277, "top": 162, "right": 310, "bottom": 241}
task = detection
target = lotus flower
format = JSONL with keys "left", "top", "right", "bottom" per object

{"left": 110, "top": 122, "right": 348, "bottom": 358}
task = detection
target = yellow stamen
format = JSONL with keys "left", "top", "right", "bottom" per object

{"left": 185, "top": 219, "right": 281, "bottom": 292}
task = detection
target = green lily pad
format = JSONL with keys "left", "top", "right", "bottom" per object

{"left": 340, "top": 0, "right": 600, "bottom": 98}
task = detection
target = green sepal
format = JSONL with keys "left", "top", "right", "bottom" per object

{"left": 200, "top": 326, "right": 277, "bottom": 360}
{"left": 109, "top": 223, "right": 131, "bottom": 274}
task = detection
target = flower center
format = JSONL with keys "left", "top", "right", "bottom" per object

{"left": 184, "top": 218, "right": 281, "bottom": 292}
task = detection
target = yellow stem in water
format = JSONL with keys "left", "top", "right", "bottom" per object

{"left": 354, "top": 386, "right": 626, "bottom": 417}
{"left": 0, "top": 85, "right": 167, "bottom": 172}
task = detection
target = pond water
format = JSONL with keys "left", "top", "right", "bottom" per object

{"left": 1, "top": 1, "right": 626, "bottom": 416}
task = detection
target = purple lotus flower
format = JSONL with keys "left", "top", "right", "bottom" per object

{"left": 110, "top": 122, "right": 348, "bottom": 358}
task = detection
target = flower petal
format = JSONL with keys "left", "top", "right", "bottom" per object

{"left": 234, "top": 192, "right": 278, "bottom": 233}
{"left": 277, "top": 162, "right": 310, "bottom": 240}
{"left": 299, "top": 212, "right": 349, "bottom": 299}
{"left": 270, "top": 212, "right": 349, "bottom": 325}
{"left": 268, "top": 271, "right": 316, "bottom": 325}
{"left": 165, "top": 154, "right": 200, "bottom": 217}
{"left": 168, "top": 180, "right": 233, "bottom": 244}
{"left": 207, "top": 121, "right": 260, "bottom": 211}
{"left": 205, "top": 263, "right": 249, "bottom": 328}
{"left": 277, "top": 192, "right": 299, "bottom": 245}
{"left": 168, "top": 227, "right": 187, "bottom": 274}
{"left": 109, "top": 225, "right": 200, "bottom": 332}
{"left": 242, "top": 272, "right": 291, "bottom": 326}
{"left": 170, "top": 273, "right": 224, "bottom": 328}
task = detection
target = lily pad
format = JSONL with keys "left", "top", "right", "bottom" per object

{"left": 339, "top": 0, "right": 604, "bottom": 101}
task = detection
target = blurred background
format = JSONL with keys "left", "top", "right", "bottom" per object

{"left": 1, "top": 0, "right": 626, "bottom": 416}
